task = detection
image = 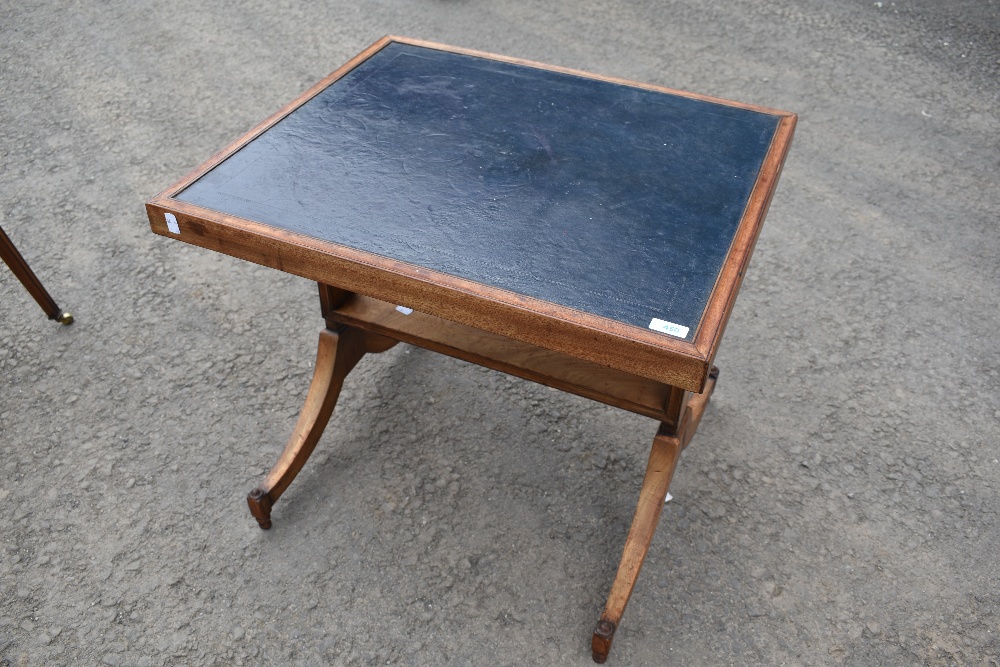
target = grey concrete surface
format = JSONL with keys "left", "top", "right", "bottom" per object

{"left": 1, "top": 1, "right": 998, "bottom": 665}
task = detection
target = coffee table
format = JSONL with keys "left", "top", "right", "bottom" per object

{"left": 147, "top": 36, "right": 795, "bottom": 662}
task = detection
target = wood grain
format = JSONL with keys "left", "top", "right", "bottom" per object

{"left": 247, "top": 327, "right": 368, "bottom": 529}
{"left": 147, "top": 201, "right": 709, "bottom": 390}
{"left": 592, "top": 367, "right": 718, "bottom": 662}
{"left": 592, "top": 424, "right": 683, "bottom": 663}
{"left": 326, "top": 291, "right": 688, "bottom": 425}
{"left": 692, "top": 114, "right": 797, "bottom": 361}
{"left": 146, "top": 37, "right": 794, "bottom": 662}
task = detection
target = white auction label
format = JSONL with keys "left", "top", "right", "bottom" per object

{"left": 648, "top": 318, "right": 689, "bottom": 338}
{"left": 164, "top": 212, "right": 180, "bottom": 234}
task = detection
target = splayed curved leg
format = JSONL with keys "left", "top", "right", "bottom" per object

{"left": 247, "top": 326, "right": 382, "bottom": 528}
{"left": 591, "top": 425, "right": 682, "bottom": 663}
{"left": 591, "top": 367, "right": 718, "bottom": 663}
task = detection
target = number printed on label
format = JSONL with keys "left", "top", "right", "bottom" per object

{"left": 648, "top": 318, "right": 689, "bottom": 338}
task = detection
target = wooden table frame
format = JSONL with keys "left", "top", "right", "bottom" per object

{"left": 247, "top": 282, "right": 717, "bottom": 664}
{"left": 147, "top": 36, "right": 795, "bottom": 663}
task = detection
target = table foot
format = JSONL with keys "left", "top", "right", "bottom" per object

{"left": 591, "top": 619, "right": 616, "bottom": 663}
{"left": 591, "top": 367, "right": 719, "bottom": 662}
{"left": 246, "top": 326, "right": 369, "bottom": 529}
{"left": 247, "top": 487, "right": 273, "bottom": 529}
{"left": 55, "top": 311, "right": 74, "bottom": 325}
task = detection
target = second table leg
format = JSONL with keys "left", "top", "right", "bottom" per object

{"left": 247, "top": 325, "right": 394, "bottom": 528}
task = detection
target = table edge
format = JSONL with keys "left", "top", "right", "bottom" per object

{"left": 147, "top": 196, "right": 711, "bottom": 391}
{"left": 147, "top": 35, "right": 798, "bottom": 393}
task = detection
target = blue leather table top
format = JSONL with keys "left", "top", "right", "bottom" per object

{"left": 177, "top": 42, "right": 781, "bottom": 341}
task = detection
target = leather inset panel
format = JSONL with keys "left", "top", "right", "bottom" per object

{"left": 178, "top": 42, "right": 780, "bottom": 339}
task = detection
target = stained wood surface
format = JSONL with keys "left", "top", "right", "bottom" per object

{"left": 147, "top": 202, "right": 710, "bottom": 390}
{"left": 593, "top": 425, "right": 682, "bottom": 662}
{"left": 247, "top": 327, "right": 368, "bottom": 529}
{"left": 592, "top": 367, "right": 718, "bottom": 662}
{"left": 327, "top": 292, "right": 687, "bottom": 425}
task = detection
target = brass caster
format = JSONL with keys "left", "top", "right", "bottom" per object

{"left": 56, "top": 312, "right": 74, "bottom": 325}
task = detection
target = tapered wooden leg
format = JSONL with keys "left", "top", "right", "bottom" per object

{"left": 591, "top": 367, "right": 719, "bottom": 663}
{"left": 247, "top": 326, "right": 371, "bottom": 529}
{"left": 0, "top": 225, "right": 72, "bottom": 324}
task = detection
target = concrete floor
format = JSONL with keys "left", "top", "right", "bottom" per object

{"left": 2, "top": 1, "right": 998, "bottom": 665}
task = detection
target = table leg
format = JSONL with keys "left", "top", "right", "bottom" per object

{"left": 0, "top": 225, "right": 73, "bottom": 324}
{"left": 591, "top": 367, "right": 718, "bottom": 663}
{"left": 247, "top": 325, "right": 395, "bottom": 528}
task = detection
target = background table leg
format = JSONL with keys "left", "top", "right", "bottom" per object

{"left": 0, "top": 225, "right": 73, "bottom": 324}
